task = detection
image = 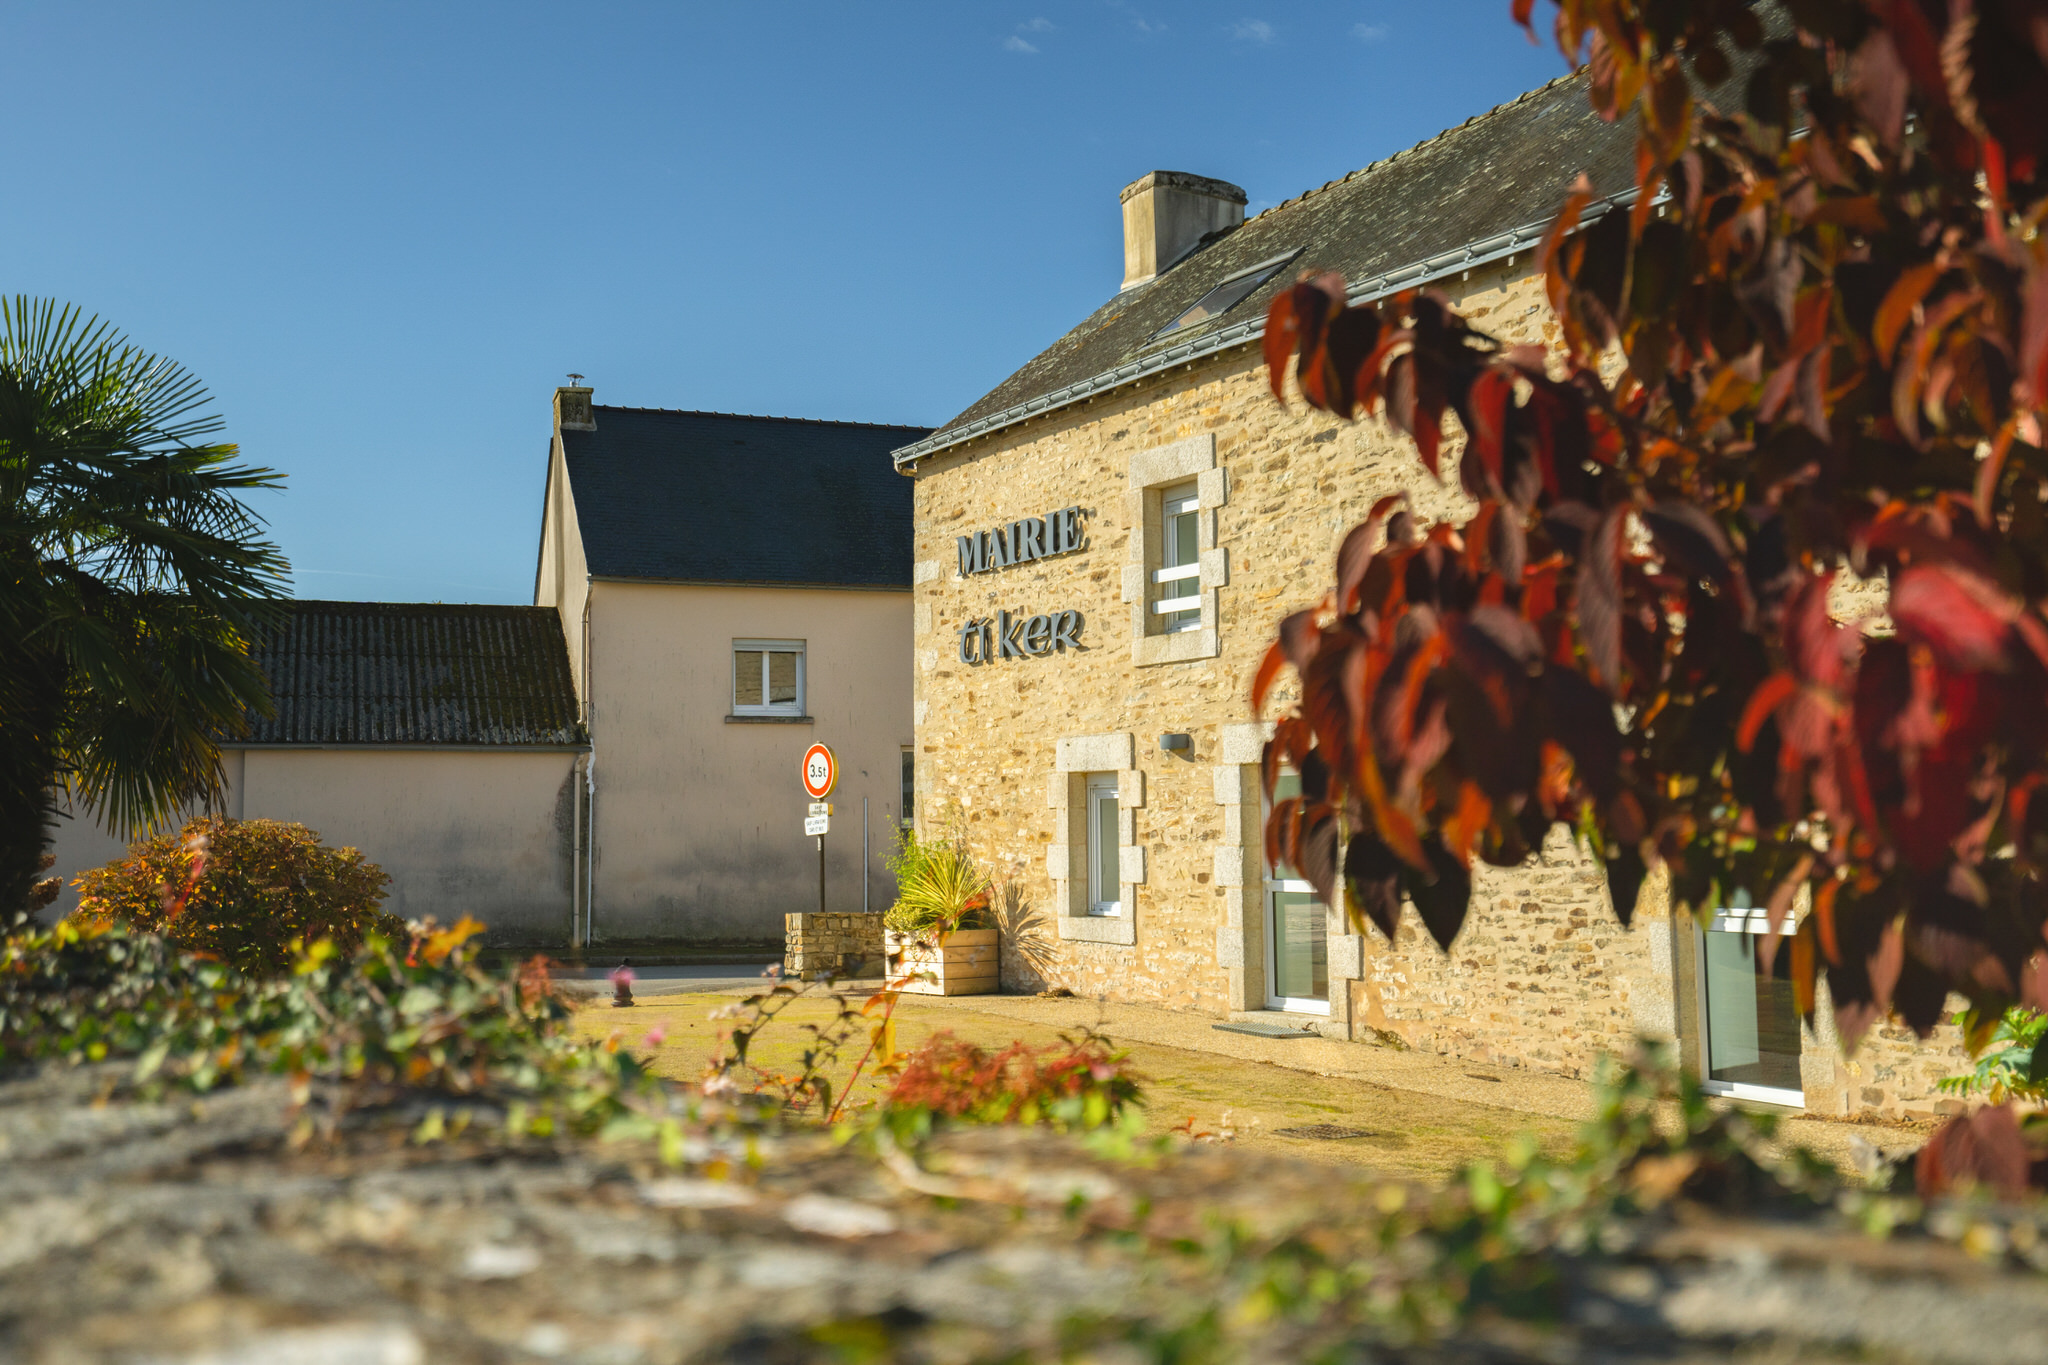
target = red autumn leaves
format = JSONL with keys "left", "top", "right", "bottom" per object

{"left": 1253, "top": 0, "right": 2048, "bottom": 1069}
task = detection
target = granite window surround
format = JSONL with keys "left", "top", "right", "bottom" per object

{"left": 1044, "top": 731, "right": 1144, "bottom": 946}
{"left": 1121, "top": 434, "right": 1230, "bottom": 667}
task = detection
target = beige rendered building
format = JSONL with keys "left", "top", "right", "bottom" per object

{"left": 46, "top": 601, "right": 588, "bottom": 941}
{"left": 535, "top": 390, "right": 926, "bottom": 954}
{"left": 895, "top": 76, "right": 1968, "bottom": 1121}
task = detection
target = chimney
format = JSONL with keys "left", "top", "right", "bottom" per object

{"left": 1119, "top": 171, "right": 1247, "bottom": 291}
{"left": 554, "top": 382, "right": 595, "bottom": 433}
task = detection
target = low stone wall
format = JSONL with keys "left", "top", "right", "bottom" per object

{"left": 784, "top": 911, "right": 884, "bottom": 981}
{"left": 9, "top": 1066, "right": 2047, "bottom": 1364}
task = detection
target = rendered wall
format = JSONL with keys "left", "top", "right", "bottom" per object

{"left": 584, "top": 581, "right": 912, "bottom": 945}
{"left": 43, "top": 748, "right": 580, "bottom": 944}
{"left": 535, "top": 434, "right": 593, "bottom": 708}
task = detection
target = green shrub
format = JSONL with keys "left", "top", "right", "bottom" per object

{"left": 882, "top": 828, "right": 991, "bottom": 935}
{"left": 1941, "top": 1006, "right": 2048, "bottom": 1106}
{"left": 70, "top": 816, "right": 400, "bottom": 976}
{"left": 0, "top": 915, "right": 676, "bottom": 1145}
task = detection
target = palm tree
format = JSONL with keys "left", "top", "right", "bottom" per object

{"left": 1, "top": 298, "right": 289, "bottom": 915}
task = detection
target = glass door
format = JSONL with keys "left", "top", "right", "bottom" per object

{"left": 1264, "top": 771, "right": 1329, "bottom": 1013}
{"left": 1696, "top": 901, "right": 1805, "bottom": 1106}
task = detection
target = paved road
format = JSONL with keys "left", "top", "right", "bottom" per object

{"left": 551, "top": 964, "right": 782, "bottom": 999}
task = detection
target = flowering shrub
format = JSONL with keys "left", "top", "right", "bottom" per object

{"left": 71, "top": 817, "right": 402, "bottom": 976}
{"left": 879, "top": 1028, "right": 1142, "bottom": 1133}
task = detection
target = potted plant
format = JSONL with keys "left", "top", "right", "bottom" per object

{"left": 882, "top": 829, "right": 997, "bottom": 995}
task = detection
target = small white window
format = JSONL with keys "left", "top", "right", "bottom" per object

{"left": 1085, "top": 774, "right": 1121, "bottom": 915}
{"left": 1151, "top": 481, "right": 1201, "bottom": 634}
{"left": 732, "top": 639, "right": 805, "bottom": 717}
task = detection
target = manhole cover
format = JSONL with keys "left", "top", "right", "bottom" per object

{"left": 1275, "top": 1124, "right": 1376, "bottom": 1141}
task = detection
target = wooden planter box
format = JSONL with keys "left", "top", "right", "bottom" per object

{"left": 885, "top": 928, "right": 999, "bottom": 996}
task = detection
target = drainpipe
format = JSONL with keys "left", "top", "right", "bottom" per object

{"left": 570, "top": 755, "right": 582, "bottom": 949}
{"left": 583, "top": 758, "right": 597, "bottom": 947}
{"left": 581, "top": 591, "right": 596, "bottom": 948}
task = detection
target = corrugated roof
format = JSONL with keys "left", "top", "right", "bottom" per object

{"left": 560, "top": 407, "right": 929, "bottom": 588}
{"left": 906, "top": 71, "right": 1635, "bottom": 459}
{"left": 242, "top": 601, "right": 583, "bottom": 747}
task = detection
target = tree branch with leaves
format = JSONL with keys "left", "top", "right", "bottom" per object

{"left": 1255, "top": 0, "right": 2048, "bottom": 1120}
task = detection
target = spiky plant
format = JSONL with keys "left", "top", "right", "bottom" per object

{"left": 1, "top": 298, "right": 288, "bottom": 915}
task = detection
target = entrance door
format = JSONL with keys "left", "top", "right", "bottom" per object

{"left": 1263, "top": 771, "right": 1329, "bottom": 1013}
{"left": 1696, "top": 902, "right": 1805, "bottom": 1106}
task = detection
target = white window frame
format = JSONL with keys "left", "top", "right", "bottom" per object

{"left": 1151, "top": 483, "right": 1203, "bottom": 633}
{"left": 1122, "top": 434, "right": 1227, "bottom": 668}
{"left": 1085, "top": 774, "right": 1122, "bottom": 916}
{"left": 1693, "top": 904, "right": 1806, "bottom": 1108}
{"left": 732, "top": 639, "right": 806, "bottom": 717}
{"left": 1262, "top": 770, "right": 1331, "bottom": 1014}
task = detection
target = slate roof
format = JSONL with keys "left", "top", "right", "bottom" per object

{"left": 240, "top": 601, "right": 584, "bottom": 747}
{"left": 560, "top": 408, "right": 929, "bottom": 588}
{"left": 896, "top": 71, "right": 1637, "bottom": 465}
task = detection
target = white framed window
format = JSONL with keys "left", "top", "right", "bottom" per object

{"left": 1694, "top": 900, "right": 1805, "bottom": 1107}
{"left": 732, "top": 639, "right": 805, "bottom": 717}
{"left": 1151, "top": 481, "right": 1202, "bottom": 634}
{"left": 1262, "top": 769, "right": 1330, "bottom": 1014}
{"left": 1085, "top": 774, "right": 1121, "bottom": 915}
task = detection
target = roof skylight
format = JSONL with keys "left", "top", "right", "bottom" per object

{"left": 1149, "top": 250, "right": 1300, "bottom": 342}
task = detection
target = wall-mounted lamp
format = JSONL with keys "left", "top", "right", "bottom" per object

{"left": 1159, "top": 733, "right": 1192, "bottom": 752}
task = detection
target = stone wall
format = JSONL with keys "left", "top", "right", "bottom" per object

{"left": 783, "top": 911, "right": 884, "bottom": 981}
{"left": 910, "top": 262, "right": 1550, "bottom": 1020}
{"left": 1353, "top": 830, "right": 1677, "bottom": 1079}
{"left": 907, "top": 259, "right": 1970, "bottom": 1121}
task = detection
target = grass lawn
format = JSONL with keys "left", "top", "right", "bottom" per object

{"left": 571, "top": 988, "right": 1577, "bottom": 1182}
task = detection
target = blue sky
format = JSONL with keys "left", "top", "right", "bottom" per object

{"left": 4, "top": 3, "right": 1563, "bottom": 603}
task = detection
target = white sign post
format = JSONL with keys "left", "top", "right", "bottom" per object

{"left": 804, "top": 813, "right": 830, "bottom": 837}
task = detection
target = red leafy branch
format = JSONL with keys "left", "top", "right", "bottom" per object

{"left": 1256, "top": 0, "right": 2048, "bottom": 1085}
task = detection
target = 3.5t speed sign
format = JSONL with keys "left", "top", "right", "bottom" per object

{"left": 800, "top": 743, "right": 837, "bottom": 800}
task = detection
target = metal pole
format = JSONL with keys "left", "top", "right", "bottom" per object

{"left": 818, "top": 835, "right": 826, "bottom": 915}
{"left": 863, "top": 798, "right": 870, "bottom": 914}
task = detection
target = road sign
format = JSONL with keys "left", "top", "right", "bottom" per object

{"left": 801, "top": 743, "right": 837, "bottom": 799}
{"left": 804, "top": 814, "right": 830, "bottom": 836}
{"left": 807, "top": 801, "right": 832, "bottom": 817}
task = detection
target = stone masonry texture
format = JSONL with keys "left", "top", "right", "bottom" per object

{"left": 9, "top": 1065, "right": 2048, "bottom": 1364}
{"left": 783, "top": 912, "right": 883, "bottom": 981}
{"left": 908, "top": 262, "right": 1965, "bottom": 1121}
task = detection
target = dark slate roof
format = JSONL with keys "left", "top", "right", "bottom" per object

{"left": 899, "top": 71, "right": 1636, "bottom": 463}
{"left": 241, "top": 601, "right": 584, "bottom": 747}
{"left": 561, "top": 408, "right": 929, "bottom": 588}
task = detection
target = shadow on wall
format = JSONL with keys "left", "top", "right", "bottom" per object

{"left": 995, "top": 879, "right": 1057, "bottom": 994}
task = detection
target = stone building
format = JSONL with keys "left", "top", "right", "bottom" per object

{"left": 893, "top": 74, "right": 1967, "bottom": 1121}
